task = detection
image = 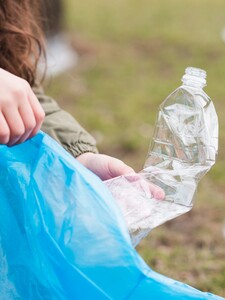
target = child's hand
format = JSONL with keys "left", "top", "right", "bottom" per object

{"left": 118, "top": 173, "right": 165, "bottom": 200}
{"left": 77, "top": 152, "right": 165, "bottom": 200}
{"left": 77, "top": 153, "right": 135, "bottom": 180}
{"left": 0, "top": 69, "right": 45, "bottom": 146}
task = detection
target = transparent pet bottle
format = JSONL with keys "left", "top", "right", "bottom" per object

{"left": 144, "top": 67, "right": 218, "bottom": 204}
{"left": 105, "top": 67, "right": 218, "bottom": 246}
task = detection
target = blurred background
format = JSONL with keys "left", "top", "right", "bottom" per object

{"left": 43, "top": 0, "right": 225, "bottom": 296}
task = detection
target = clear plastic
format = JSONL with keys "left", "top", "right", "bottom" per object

{"left": 105, "top": 67, "right": 219, "bottom": 247}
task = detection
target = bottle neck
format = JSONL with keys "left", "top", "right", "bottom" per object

{"left": 182, "top": 76, "right": 205, "bottom": 89}
{"left": 181, "top": 67, "right": 206, "bottom": 89}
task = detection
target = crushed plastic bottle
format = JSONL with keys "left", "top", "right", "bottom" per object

{"left": 105, "top": 67, "right": 218, "bottom": 246}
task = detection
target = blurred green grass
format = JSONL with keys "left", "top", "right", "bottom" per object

{"left": 45, "top": 0, "right": 225, "bottom": 296}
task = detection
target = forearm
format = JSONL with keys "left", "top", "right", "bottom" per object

{"left": 34, "top": 87, "right": 98, "bottom": 157}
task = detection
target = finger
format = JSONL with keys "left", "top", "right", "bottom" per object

{"left": 15, "top": 102, "right": 37, "bottom": 144}
{"left": 124, "top": 174, "right": 141, "bottom": 182}
{"left": 148, "top": 182, "right": 165, "bottom": 200}
{"left": 0, "top": 112, "right": 10, "bottom": 144}
{"left": 108, "top": 159, "right": 135, "bottom": 179}
{"left": 124, "top": 174, "right": 165, "bottom": 200}
{"left": 27, "top": 88, "right": 45, "bottom": 138}
{"left": 2, "top": 107, "right": 25, "bottom": 146}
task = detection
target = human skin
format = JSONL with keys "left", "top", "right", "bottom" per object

{"left": 0, "top": 68, "right": 45, "bottom": 146}
{"left": 77, "top": 152, "right": 135, "bottom": 180}
{"left": 77, "top": 152, "right": 165, "bottom": 200}
{"left": 0, "top": 68, "right": 165, "bottom": 198}
{"left": 0, "top": 68, "right": 135, "bottom": 182}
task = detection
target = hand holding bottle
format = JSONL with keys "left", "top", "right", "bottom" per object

{"left": 77, "top": 152, "right": 165, "bottom": 199}
{"left": 104, "top": 67, "right": 218, "bottom": 246}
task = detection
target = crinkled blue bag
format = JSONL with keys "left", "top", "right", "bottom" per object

{"left": 0, "top": 131, "right": 223, "bottom": 299}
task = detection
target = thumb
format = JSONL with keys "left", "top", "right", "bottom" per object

{"left": 108, "top": 158, "right": 135, "bottom": 179}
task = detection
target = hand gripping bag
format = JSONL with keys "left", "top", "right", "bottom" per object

{"left": 0, "top": 131, "right": 223, "bottom": 299}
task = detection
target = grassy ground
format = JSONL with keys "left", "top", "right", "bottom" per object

{"left": 45, "top": 0, "right": 225, "bottom": 296}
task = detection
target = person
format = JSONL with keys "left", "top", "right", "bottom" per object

{"left": 0, "top": 0, "right": 164, "bottom": 198}
{"left": 0, "top": 0, "right": 136, "bottom": 181}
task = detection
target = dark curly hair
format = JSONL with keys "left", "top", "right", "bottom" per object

{"left": 0, "top": 0, "right": 45, "bottom": 86}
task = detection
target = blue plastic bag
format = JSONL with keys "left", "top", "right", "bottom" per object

{"left": 0, "top": 131, "right": 224, "bottom": 299}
